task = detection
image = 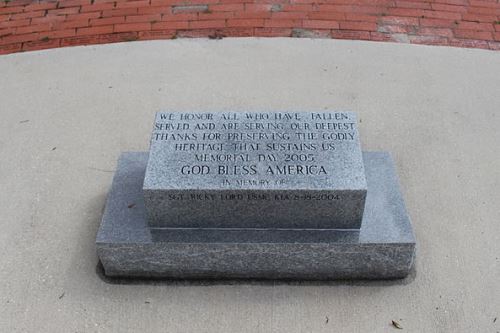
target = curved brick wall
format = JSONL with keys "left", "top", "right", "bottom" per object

{"left": 1, "top": 0, "right": 499, "bottom": 54}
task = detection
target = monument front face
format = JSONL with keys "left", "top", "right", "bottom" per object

{"left": 143, "top": 111, "right": 367, "bottom": 229}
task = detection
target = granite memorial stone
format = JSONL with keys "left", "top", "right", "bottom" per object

{"left": 96, "top": 111, "right": 416, "bottom": 280}
{"left": 143, "top": 111, "right": 366, "bottom": 229}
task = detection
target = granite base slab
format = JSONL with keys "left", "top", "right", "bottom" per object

{"left": 96, "top": 152, "right": 416, "bottom": 280}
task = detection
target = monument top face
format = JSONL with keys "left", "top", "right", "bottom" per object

{"left": 143, "top": 111, "right": 366, "bottom": 191}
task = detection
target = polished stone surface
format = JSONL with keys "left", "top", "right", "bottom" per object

{"left": 97, "top": 151, "right": 415, "bottom": 279}
{"left": 143, "top": 111, "right": 367, "bottom": 229}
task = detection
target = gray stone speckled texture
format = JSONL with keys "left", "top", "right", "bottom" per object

{"left": 143, "top": 111, "right": 367, "bottom": 230}
{"left": 97, "top": 151, "right": 415, "bottom": 279}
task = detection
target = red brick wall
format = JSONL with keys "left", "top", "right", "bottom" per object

{"left": 1, "top": 0, "right": 499, "bottom": 54}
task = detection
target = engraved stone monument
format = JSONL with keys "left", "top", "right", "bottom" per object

{"left": 96, "top": 111, "right": 416, "bottom": 279}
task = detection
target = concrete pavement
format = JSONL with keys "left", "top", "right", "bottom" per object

{"left": 0, "top": 38, "right": 499, "bottom": 332}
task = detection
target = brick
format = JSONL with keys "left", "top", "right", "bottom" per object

{"left": 138, "top": 29, "right": 176, "bottom": 40}
{"left": 379, "top": 16, "right": 419, "bottom": 25}
{"left": 25, "top": 2, "right": 58, "bottom": 12}
{"left": 354, "top": 0, "right": 395, "bottom": 5}
{"left": 218, "top": 0, "right": 253, "bottom": 4}
{"left": 61, "top": 35, "right": 100, "bottom": 46}
{"left": 0, "top": 15, "right": 9, "bottom": 22}
{"left": 58, "top": 0, "right": 92, "bottom": 8}
{"left": 395, "top": 1, "right": 431, "bottom": 10}
{"left": 254, "top": 27, "right": 292, "bottom": 36}
{"left": 216, "top": 27, "right": 254, "bottom": 36}
{"left": 331, "top": 29, "right": 371, "bottom": 40}
{"left": 116, "top": 1, "right": 150, "bottom": 9}
{"left": 423, "top": 10, "right": 462, "bottom": 20}
{"left": 430, "top": 4, "right": 467, "bottom": 12}
{"left": 468, "top": 6, "right": 500, "bottom": 16}
{"left": 210, "top": 4, "right": 245, "bottom": 11}
{"left": 4, "top": 0, "right": 32, "bottom": 5}
{"left": 176, "top": 29, "right": 214, "bottom": 37}
{"left": 264, "top": 19, "right": 302, "bottom": 28}
{"left": 233, "top": 11, "right": 272, "bottom": 19}
{"left": 198, "top": 12, "right": 234, "bottom": 20}
{"left": 307, "top": 12, "right": 345, "bottom": 21}
{"left": 271, "top": 12, "right": 307, "bottom": 19}
{"left": 22, "top": 38, "right": 60, "bottom": 51}
{"left": 77, "top": 25, "right": 114, "bottom": 36}
{"left": 176, "top": 0, "right": 219, "bottom": 4}
{"left": 152, "top": 21, "right": 189, "bottom": 29}
{"left": 42, "top": 29, "right": 77, "bottom": 38}
{"left": 10, "top": 11, "right": 45, "bottom": 20}
{"left": 457, "top": 21, "right": 494, "bottom": 31}
{"left": 387, "top": 8, "right": 425, "bottom": 17}
{"left": 47, "top": 7, "right": 81, "bottom": 16}
{"left": 102, "top": 8, "right": 139, "bottom": 17}
{"left": 81, "top": 3, "right": 116, "bottom": 12}
{"left": 0, "top": 18, "right": 30, "bottom": 28}
{"left": 469, "top": 0, "right": 500, "bottom": 9}
{"left": 244, "top": 4, "right": 272, "bottom": 11}
{"left": 90, "top": 17, "right": 125, "bottom": 26}
{"left": 162, "top": 13, "right": 197, "bottom": 21}
{"left": 67, "top": 12, "right": 102, "bottom": 20}
{"left": 227, "top": 18, "right": 265, "bottom": 27}
{"left": 454, "top": 29, "right": 493, "bottom": 40}
{"left": 0, "top": 32, "right": 38, "bottom": 44}
{"left": 99, "top": 31, "right": 138, "bottom": 42}
{"left": 59, "top": 19, "right": 90, "bottom": 29}
{"left": 488, "top": 41, "right": 500, "bottom": 49}
{"left": 344, "top": 13, "right": 378, "bottom": 22}
{"left": 151, "top": 0, "right": 177, "bottom": 6}
{"left": 294, "top": 0, "right": 322, "bottom": 4}
{"left": 126, "top": 14, "right": 162, "bottom": 23}
{"left": 303, "top": 20, "right": 339, "bottom": 29}
{"left": 339, "top": 21, "right": 377, "bottom": 31}
{"left": 434, "top": 0, "right": 468, "bottom": 5}
{"left": 0, "top": 43, "right": 22, "bottom": 55}
{"left": 370, "top": 31, "right": 393, "bottom": 41}
{"left": 496, "top": 24, "right": 500, "bottom": 32}
{"left": 461, "top": 13, "right": 497, "bottom": 23}
{"left": 189, "top": 20, "right": 226, "bottom": 29}
{"left": 31, "top": 16, "right": 66, "bottom": 25}
{"left": 0, "top": 27, "right": 14, "bottom": 37}
{"left": 349, "top": 5, "right": 389, "bottom": 15}
{"left": 449, "top": 38, "right": 490, "bottom": 48}
{"left": 281, "top": 4, "right": 313, "bottom": 12}
{"left": 417, "top": 27, "right": 454, "bottom": 38}
{"left": 0, "top": 6, "right": 24, "bottom": 15}
{"left": 420, "top": 18, "right": 457, "bottom": 28}
{"left": 114, "top": 22, "right": 151, "bottom": 32}
{"left": 315, "top": 4, "right": 350, "bottom": 12}
{"left": 138, "top": 6, "right": 172, "bottom": 14}
{"left": 16, "top": 23, "right": 52, "bottom": 34}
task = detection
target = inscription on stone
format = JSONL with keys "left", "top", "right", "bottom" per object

{"left": 143, "top": 111, "right": 367, "bottom": 229}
